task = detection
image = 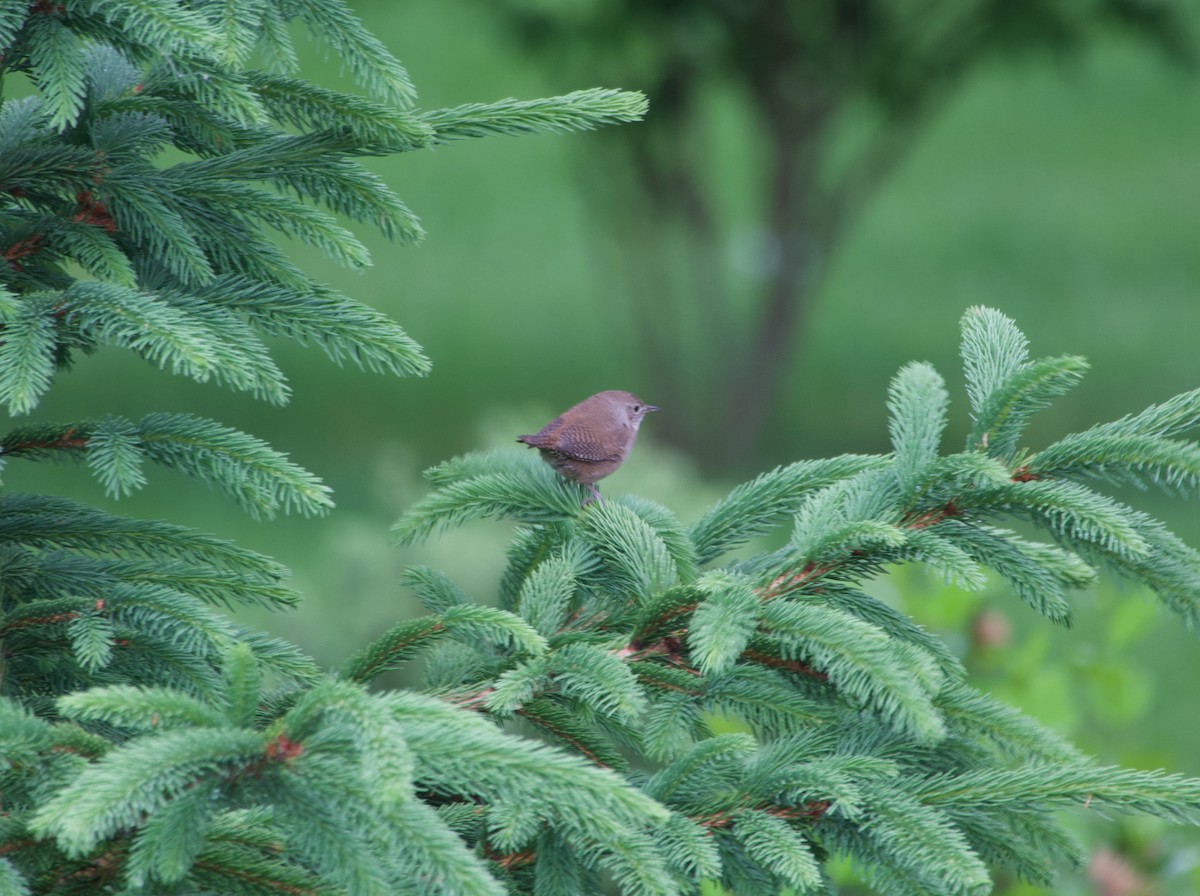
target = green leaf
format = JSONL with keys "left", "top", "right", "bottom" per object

{"left": 0, "top": 5, "right": 27, "bottom": 54}
{"left": 48, "top": 219, "right": 137, "bottom": 287}
{"left": 0, "top": 859, "right": 30, "bottom": 896}
{"left": 63, "top": 282, "right": 220, "bottom": 382}
{"left": 787, "top": 475, "right": 906, "bottom": 566}
{"left": 1072, "top": 515, "right": 1200, "bottom": 629}
{"left": 517, "top": 697, "right": 631, "bottom": 769}
{"left": 617, "top": 495, "right": 698, "bottom": 584}
{"left": 644, "top": 733, "right": 757, "bottom": 802}
{"left": 915, "top": 764, "right": 1200, "bottom": 824}
{"left": 945, "top": 521, "right": 1088, "bottom": 623}
{"left": 936, "top": 681, "right": 1083, "bottom": 764}
{"left": 341, "top": 616, "right": 453, "bottom": 684}
{"left": 403, "top": 565, "right": 470, "bottom": 613}
{"left": 254, "top": 3, "right": 298, "bottom": 72}
{"left": 441, "top": 603, "right": 549, "bottom": 655}
{"left": 1030, "top": 430, "right": 1200, "bottom": 494}
{"left": 902, "top": 528, "right": 987, "bottom": 591}
{"left": 247, "top": 71, "right": 433, "bottom": 150}
{"left": 78, "top": 0, "right": 222, "bottom": 57}
{"left": 202, "top": 0, "right": 261, "bottom": 67}
{"left": 858, "top": 788, "right": 992, "bottom": 895}
{"left": 546, "top": 642, "right": 647, "bottom": 722}
{"left": 641, "top": 691, "right": 702, "bottom": 762}
{"left": 516, "top": 553, "right": 580, "bottom": 637}
{"left": 703, "top": 665, "right": 830, "bottom": 736}
{"left": 579, "top": 499, "right": 682, "bottom": 597}
{"left": 2, "top": 414, "right": 328, "bottom": 518}
{"left": 959, "top": 478, "right": 1148, "bottom": 559}
{"left": 201, "top": 277, "right": 430, "bottom": 378}
{"left": 343, "top": 604, "right": 545, "bottom": 684}
{"left": 660, "top": 812, "right": 722, "bottom": 883}
{"left": 99, "top": 165, "right": 216, "bottom": 285}
{"left": 381, "top": 799, "right": 506, "bottom": 896}
{"left": 0, "top": 493, "right": 288, "bottom": 578}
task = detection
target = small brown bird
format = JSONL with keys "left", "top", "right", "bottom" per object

{"left": 518, "top": 390, "right": 659, "bottom": 503}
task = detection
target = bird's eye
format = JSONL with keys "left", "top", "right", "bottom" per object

{"left": 633, "top": 404, "right": 641, "bottom": 413}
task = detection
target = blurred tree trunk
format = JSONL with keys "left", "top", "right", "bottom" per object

{"left": 586, "top": 68, "right": 928, "bottom": 469}
{"left": 491, "top": 0, "right": 1196, "bottom": 470}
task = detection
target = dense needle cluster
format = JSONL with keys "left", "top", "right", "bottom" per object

{"left": 387, "top": 307, "right": 1200, "bottom": 893}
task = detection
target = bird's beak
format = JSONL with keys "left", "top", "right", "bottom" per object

{"left": 646, "top": 406, "right": 660, "bottom": 413}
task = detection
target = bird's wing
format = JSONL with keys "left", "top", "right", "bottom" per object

{"left": 552, "top": 419, "right": 620, "bottom": 463}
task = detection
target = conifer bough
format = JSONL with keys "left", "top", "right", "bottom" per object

{"left": 384, "top": 306, "right": 1200, "bottom": 894}
{"left": 4, "top": 2, "right": 1200, "bottom": 895}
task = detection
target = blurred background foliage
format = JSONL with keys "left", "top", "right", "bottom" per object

{"left": 6, "top": 2, "right": 1200, "bottom": 891}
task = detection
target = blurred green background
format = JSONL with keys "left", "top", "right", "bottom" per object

{"left": 7, "top": 2, "right": 1200, "bottom": 891}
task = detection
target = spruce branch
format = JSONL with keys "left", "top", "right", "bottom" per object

{"left": 3, "top": 4, "right": 677, "bottom": 894}
{"left": 0, "top": 493, "right": 288, "bottom": 578}
{"left": 421, "top": 89, "right": 649, "bottom": 142}
{"left": 689, "top": 454, "right": 887, "bottom": 566}
{"left": 29, "top": 726, "right": 268, "bottom": 856}
{"left": 343, "top": 604, "right": 546, "bottom": 685}
{"left": 915, "top": 764, "right": 1200, "bottom": 824}
{"left": 2, "top": 414, "right": 333, "bottom": 518}
{"left": 686, "top": 571, "right": 761, "bottom": 677}
{"left": 383, "top": 307, "right": 1200, "bottom": 894}
{"left": 887, "top": 361, "right": 949, "bottom": 493}
{"left": 197, "top": 277, "right": 431, "bottom": 378}
{"left": 1027, "top": 386, "right": 1200, "bottom": 491}
{"left": 0, "top": 293, "right": 58, "bottom": 416}
{"left": 731, "top": 808, "right": 823, "bottom": 893}
{"left": 292, "top": 0, "right": 417, "bottom": 108}
{"left": 2, "top": 5, "right": 642, "bottom": 434}
{"left": 0, "top": 6, "right": 27, "bottom": 52}
{"left": 63, "top": 0, "right": 223, "bottom": 59}
{"left": 392, "top": 451, "right": 587, "bottom": 545}
{"left": 23, "top": 12, "right": 87, "bottom": 131}
{"left": 246, "top": 71, "right": 434, "bottom": 151}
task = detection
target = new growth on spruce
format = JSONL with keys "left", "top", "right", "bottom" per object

{"left": 384, "top": 307, "right": 1200, "bottom": 895}
{"left": 3, "top": 2, "right": 1200, "bottom": 895}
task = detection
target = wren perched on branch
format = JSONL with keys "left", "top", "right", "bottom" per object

{"left": 517, "top": 390, "right": 659, "bottom": 504}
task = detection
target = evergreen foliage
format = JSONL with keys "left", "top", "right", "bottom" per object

{"left": 385, "top": 307, "right": 1200, "bottom": 894}
{"left": 3, "top": 3, "right": 1200, "bottom": 896}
